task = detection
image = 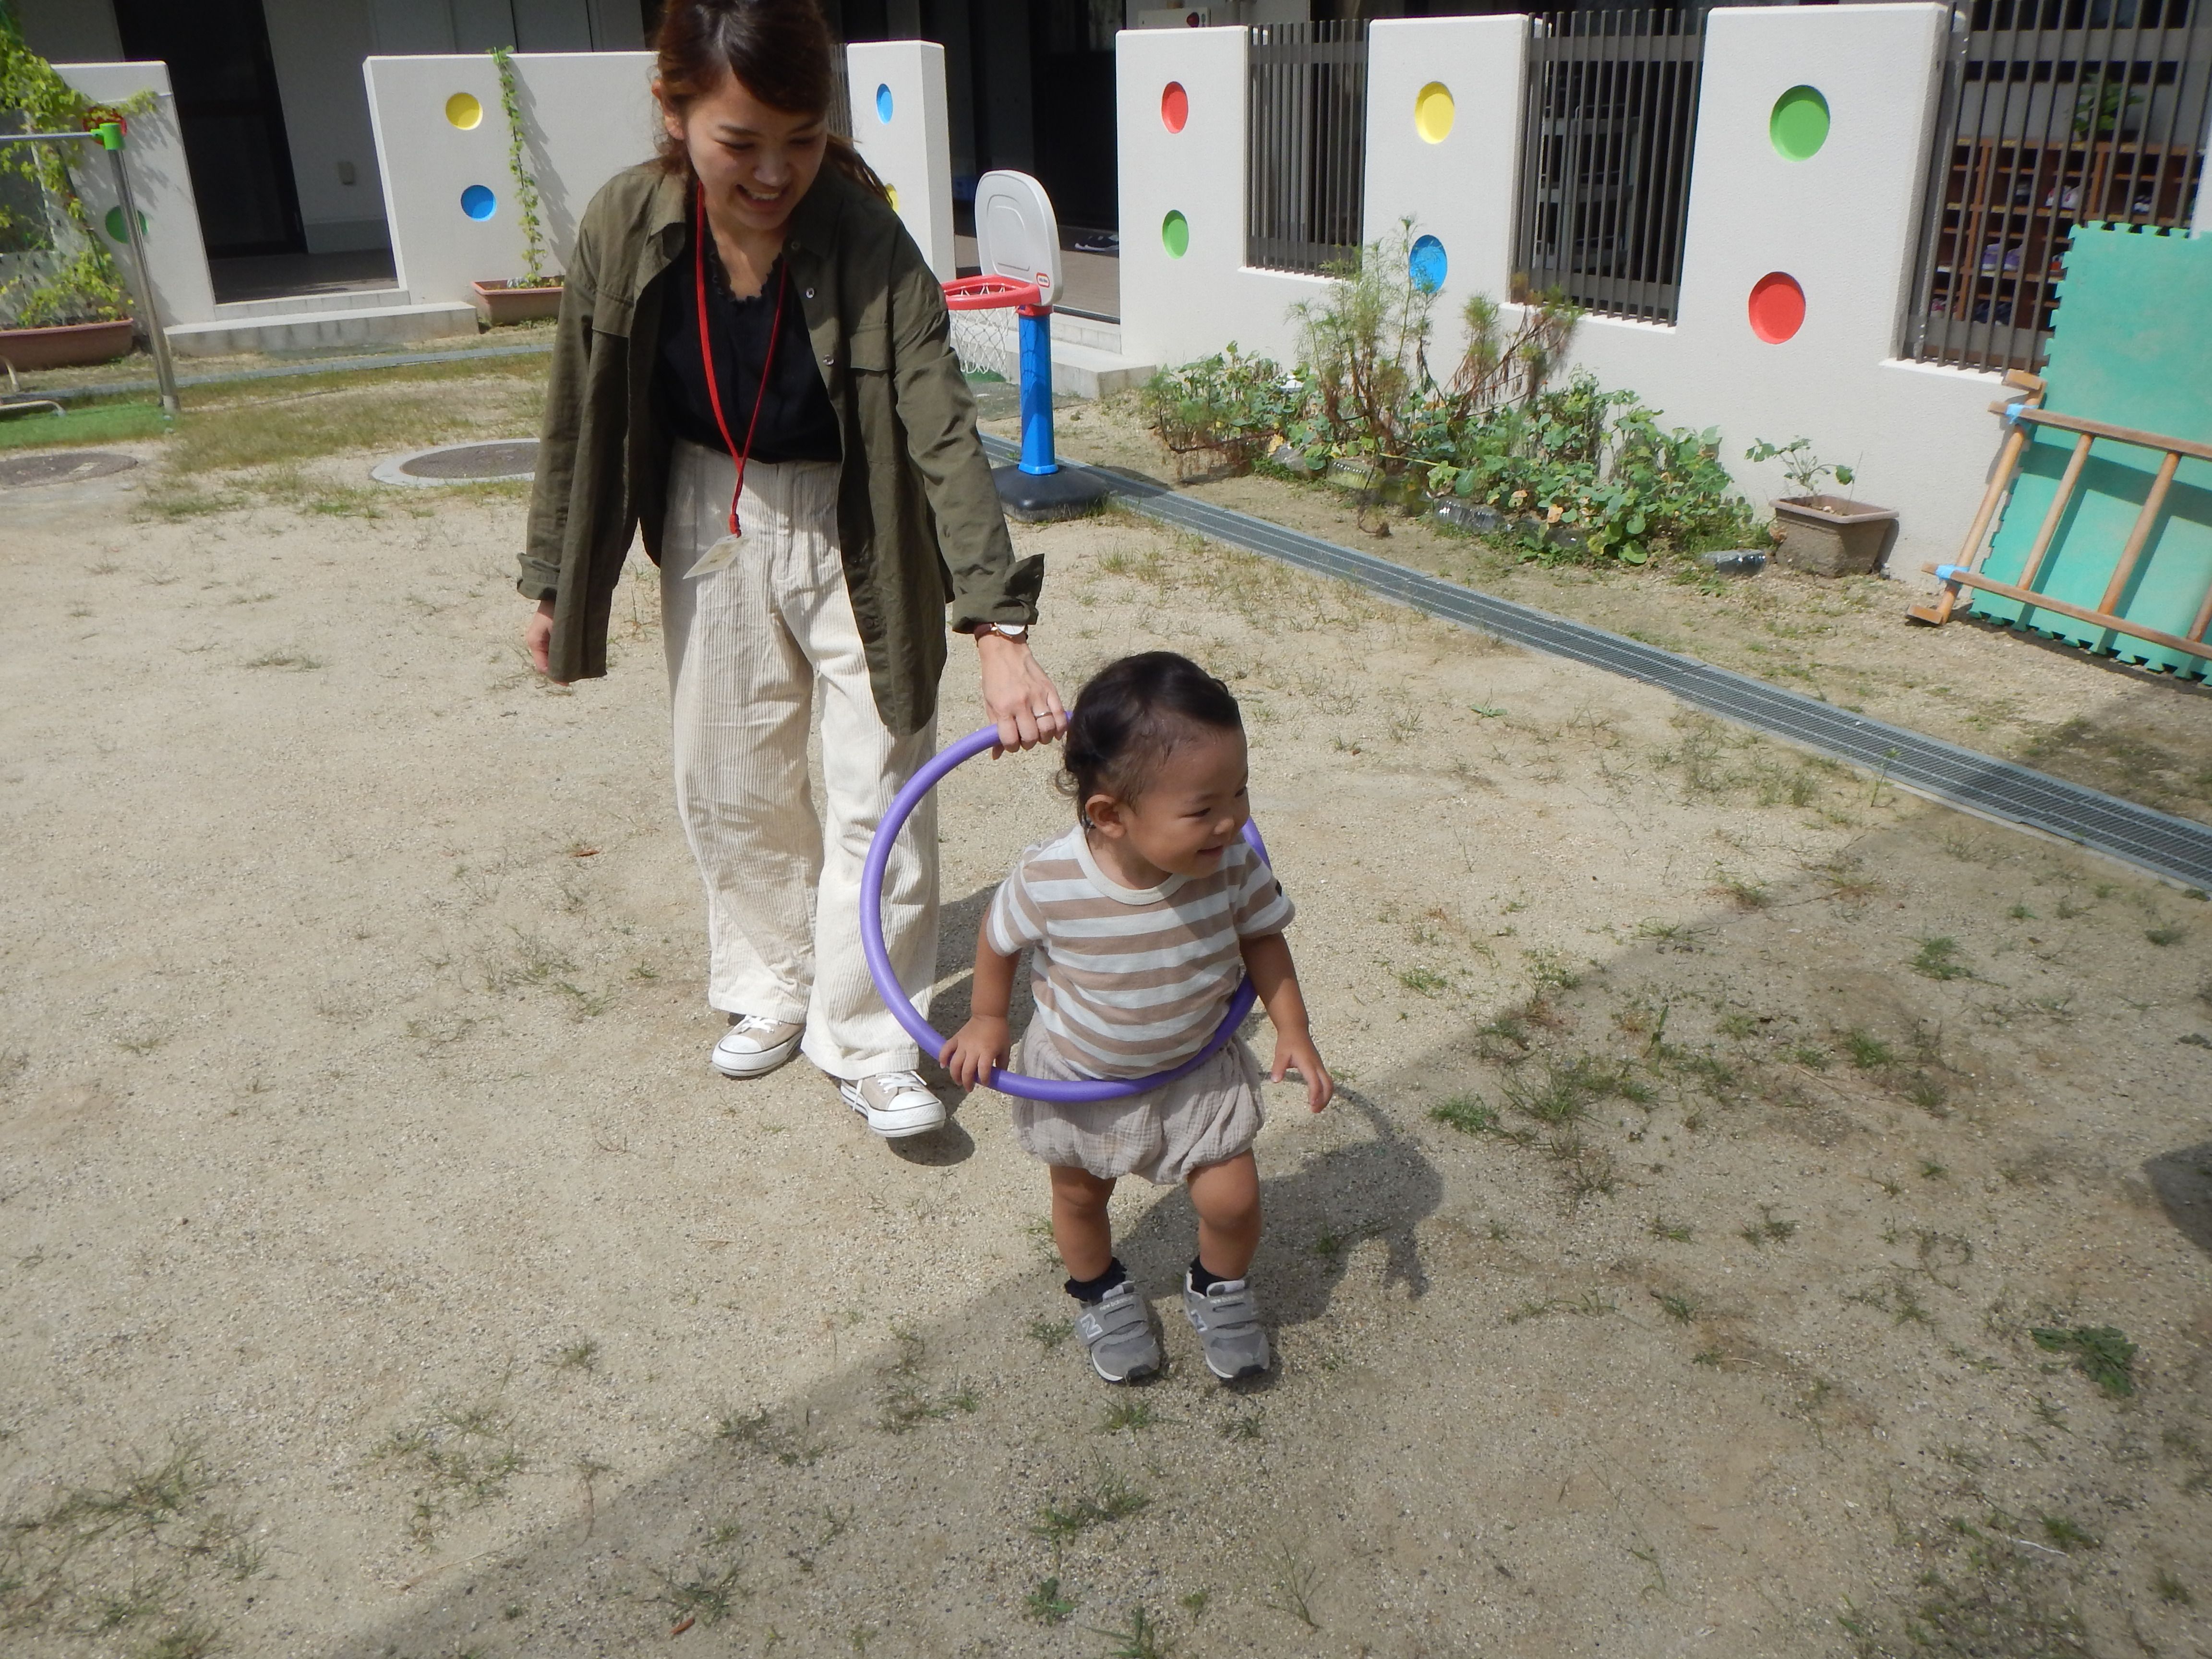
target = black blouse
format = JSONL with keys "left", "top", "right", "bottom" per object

{"left": 655, "top": 242, "right": 842, "bottom": 465}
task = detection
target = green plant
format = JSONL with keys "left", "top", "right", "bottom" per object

{"left": 2031, "top": 1324, "right": 2137, "bottom": 1397}
{"left": 2073, "top": 76, "right": 2144, "bottom": 139}
{"left": 0, "top": 10, "right": 144, "bottom": 328}
{"left": 1745, "top": 437, "right": 1853, "bottom": 501}
{"left": 1023, "top": 1576, "right": 1076, "bottom": 1625}
{"left": 489, "top": 45, "right": 557, "bottom": 287}
{"left": 1140, "top": 343, "right": 1305, "bottom": 476}
{"left": 1911, "top": 936, "right": 1971, "bottom": 981}
{"left": 1430, "top": 1094, "right": 1499, "bottom": 1134}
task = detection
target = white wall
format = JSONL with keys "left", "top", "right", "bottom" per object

{"left": 263, "top": 0, "right": 391, "bottom": 252}
{"left": 1116, "top": 25, "right": 1328, "bottom": 371}
{"left": 365, "top": 44, "right": 958, "bottom": 304}
{"left": 846, "top": 40, "right": 957, "bottom": 281}
{"left": 1361, "top": 15, "right": 1526, "bottom": 313}
{"left": 365, "top": 51, "right": 659, "bottom": 304}
{"left": 1117, "top": 6, "right": 2014, "bottom": 582}
{"left": 53, "top": 62, "right": 219, "bottom": 326}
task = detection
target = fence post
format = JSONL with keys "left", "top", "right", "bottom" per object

{"left": 101, "top": 122, "right": 180, "bottom": 416}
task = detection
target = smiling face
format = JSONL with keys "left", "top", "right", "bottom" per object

{"left": 1085, "top": 722, "right": 1251, "bottom": 888}
{"left": 659, "top": 68, "right": 827, "bottom": 236}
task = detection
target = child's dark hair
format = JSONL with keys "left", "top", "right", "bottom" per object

{"left": 1060, "top": 652, "right": 1242, "bottom": 818}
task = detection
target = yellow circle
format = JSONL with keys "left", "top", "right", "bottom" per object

{"left": 886, "top": 183, "right": 900, "bottom": 211}
{"left": 445, "top": 92, "right": 483, "bottom": 130}
{"left": 1414, "top": 82, "right": 1455, "bottom": 144}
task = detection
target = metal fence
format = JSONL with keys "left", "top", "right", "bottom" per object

{"left": 1246, "top": 20, "right": 1368, "bottom": 276}
{"left": 1513, "top": 8, "right": 1706, "bottom": 324}
{"left": 829, "top": 53, "right": 853, "bottom": 142}
{"left": 1906, "top": 0, "right": 2212, "bottom": 375}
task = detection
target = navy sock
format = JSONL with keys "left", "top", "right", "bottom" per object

{"left": 1188, "top": 1256, "right": 1235, "bottom": 1294}
{"left": 1065, "top": 1258, "right": 1128, "bottom": 1304}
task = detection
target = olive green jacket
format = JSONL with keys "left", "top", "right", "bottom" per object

{"left": 519, "top": 163, "right": 1039, "bottom": 734}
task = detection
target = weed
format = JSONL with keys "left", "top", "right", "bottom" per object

{"left": 1790, "top": 1043, "right": 1831, "bottom": 1070}
{"left": 2154, "top": 1569, "right": 2190, "bottom": 1605}
{"left": 1025, "top": 1318, "right": 1074, "bottom": 1353}
{"left": 2007, "top": 902, "right": 2036, "bottom": 921}
{"left": 1430, "top": 1094, "right": 1500, "bottom": 1135}
{"left": 1092, "top": 1604, "right": 1176, "bottom": 1658}
{"left": 2030, "top": 1325, "right": 2137, "bottom": 1397}
{"left": 1034, "top": 1470, "right": 1151, "bottom": 1541}
{"left": 653, "top": 1558, "right": 743, "bottom": 1627}
{"left": 1740, "top": 1207, "right": 1798, "bottom": 1246}
{"left": 1711, "top": 873, "right": 1770, "bottom": 911}
{"left": 1719, "top": 1011, "right": 1759, "bottom": 1040}
{"left": 1263, "top": 1543, "right": 1322, "bottom": 1630}
{"left": 1221, "top": 1412, "right": 1264, "bottom": 1442}
{"left": 878, "top": 1328, "right": 980, "bottom": 1432}
{"left": 1904, "top": 1072, "right": 1951, "bottom": 1117}
{"left": 1526, "top": 949, "right": 1583, "bottom": 993}
{"left": 134, "top": 1622, "right": 224, "bottom": 1659}
{"left": 2145, "top": 923, "right": 2186, "bottom": 946}
{"left": 1312, "top": 1226, "right": 1346, "bottom": 1261}
{"left": 2039, "top": 1515, "right": 2100, "bottom": 1551}
{"left": 371, "top": 1401, "right": 526, "bottom": 1544}
{"left": 552, "top": 1338, "right": 599, "bottom": 1374}
{"left": 1396, "top": 965, "right": 1448, "bottom": 996}
{"left": 1893, "top": 1284, "right": 1933, "bottom": 1327}
{"left": 1101, "top": 1400, "right": 1159, "bottom": 1434}
{"left": 241, "top": 648, "right": 323, "bottom": 672}
{"left": 1651, "top": 1290, "right": 1698, "bottom": 1324}
{"left": 1180, "top": 1588, "right": 1210, "bottom": 1617}
{"left": 1844, "top": 1028, "right": 1894, "bottom": 1070}
{"left": 1555, "top": 1138, "right": 1619, "bottom": 1208}
{"left": 1911, "top": 936, "right": 1972, "bottom": 981}
{"left": 1920, "top": 1160, "right": 1949, "bottom": 1181}
{"left": 1023, "top": 1577, "right": 1076, "bottom": 1625}
{"left": 1648, "top": 1215, "right": 1694, "bottom": 1243}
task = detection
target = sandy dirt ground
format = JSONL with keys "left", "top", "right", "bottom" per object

{"left": 3, "top": 422, "right": 2211, "bottom": 1659}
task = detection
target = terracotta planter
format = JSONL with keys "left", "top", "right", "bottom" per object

{"left": 470, "top": 280, "right": 564, "bottom": 326}
{"left": 0, "top": 318, "right": 135, "bottom": 371}
{"left": 1771, "top": 494, "right": 1899, "bottom": 577}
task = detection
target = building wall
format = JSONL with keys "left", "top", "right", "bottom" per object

{"left": 264, "top": 0, "right": 390, "bottom": 252}
{"left": 12, "top": 0, "right": 122, "bottom": 61}
{"left": 52, "top": 61, "right": 219, "bottom": 325}
{"left": 1118, "top": 6, "right": 2018, "bottom": 583}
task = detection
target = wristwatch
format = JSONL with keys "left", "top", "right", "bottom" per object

{"left": 974, "top": 622, "right": 1029, "bottom": 640}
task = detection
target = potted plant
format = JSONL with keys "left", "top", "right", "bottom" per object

{"left": 0, "top": 16, "right": 142, "bottom": 369}
{"left": 1748, "top": 437, "right": 1898, "bottom": 577}
{"left": 469, "top": 46, "right": 564, "bottom": 326}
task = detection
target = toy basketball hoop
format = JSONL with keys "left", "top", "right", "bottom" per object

{"left": 943, "top": 171, "right": 1107, "bottom": 522}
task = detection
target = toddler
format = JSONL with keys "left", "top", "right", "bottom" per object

{"left": 943, "top": 651, "right": 1332, "bottom": 1383}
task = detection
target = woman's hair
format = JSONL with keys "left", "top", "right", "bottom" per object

{"left": 651, "top": 0, "right": 890, "bottom": 203}
{"left": 1060, "top": 652, "right": 1243, "bottom": 817}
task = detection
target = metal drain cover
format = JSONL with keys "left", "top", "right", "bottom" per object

{"left": 0, "top": 450, "right": 139, "bottom": 488}
{"left": 373, "top": 439, "right": 538, "bottom": 486}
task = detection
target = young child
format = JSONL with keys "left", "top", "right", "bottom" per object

{"left": 942, "top": 652, "right": 1332, "bottom": 1383}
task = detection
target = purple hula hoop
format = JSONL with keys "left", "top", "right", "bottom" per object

{"left": 860, "top": 725, "right": 1269, "bottom": 1104}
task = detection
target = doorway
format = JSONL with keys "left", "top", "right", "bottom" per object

{"left": 1028, "top": 0, "right": 1119, "bottom": 233}
{"left": 114, "top": 0, "right": 305, "bottom": 259}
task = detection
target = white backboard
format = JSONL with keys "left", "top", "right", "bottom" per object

{"left": 972, "top": 169, "right": 1061, "bottom": 310}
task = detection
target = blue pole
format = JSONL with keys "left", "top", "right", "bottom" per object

{"left": 1017, "top": 306, "right": 1057, "bottom": 476}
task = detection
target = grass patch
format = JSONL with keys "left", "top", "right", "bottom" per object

{"left": 2030, "top": 1325, "right": 2137, "bottom": 1397}
{"left": 1034, "top": 1469, "right": 1150, "bottom": 1542}
{"left": 877, "top": 1328, "right": 979, "bottom": 1433}
{"left": 1911, "top": 936, "right": 1972, "bottom": 981}
{"left": 370, "top": 1401, "right": 526, "bottom": 1545}
{"left": 1429, "top": 1094, "right": 1499, "bottom": 1135}
{"left": 1023, "top": 1576, "right": 1076, "bottom": 1624}
{"left": 0, "top": 400, "right": 169, "bottom": 450}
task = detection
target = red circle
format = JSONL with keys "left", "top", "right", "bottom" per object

{"left": 1161, "top": 81, "right": 1189, "bottom": 133}
{"left": 1747, "top": 271, "right": 1805, "bottom": 343}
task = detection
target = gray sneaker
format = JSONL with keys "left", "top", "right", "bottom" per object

{"left": 1072, "top": 1282, "right": 1161, "bottom": 1383}
{"left": 1182, "top": 1276, "right": 1271, "bottom": 1381}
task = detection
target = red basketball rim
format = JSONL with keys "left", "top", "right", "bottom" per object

{"left": 943, "top": 275, "right": 1044, "bottom": 311}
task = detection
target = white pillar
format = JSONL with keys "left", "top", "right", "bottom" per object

{"left": 845, "top": 40, "right": 957, "bottom": 282}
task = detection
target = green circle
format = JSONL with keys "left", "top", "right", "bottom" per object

{"left": 1770, "top": 85, "right": 1829, "bottom": 161}
{"left": 104, "top": 205, "right": 148, "bottom": 241}
{"left": 1161, "top": 209, "right": 1189, "bottom": 259}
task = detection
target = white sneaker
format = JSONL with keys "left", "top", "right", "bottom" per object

{"left": 837, "top": 1070, "right": 947, "bottom": 1139}
{"left": 711, "top": 1014, "right": 805, "bottom": 1079}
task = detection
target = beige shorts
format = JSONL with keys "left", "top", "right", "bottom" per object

{"left": 1010, "top": 1023, "right": 1265, "bottom": 1186}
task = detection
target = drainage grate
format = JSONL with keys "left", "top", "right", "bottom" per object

{"left": 0, "top": 450, "right": 138, "bottom": 489}
{"left": 372, "top": 439, "right": 538, "bottom": 486}
{"left": 986, "top": 437, "right": 2212, "bottom": 892}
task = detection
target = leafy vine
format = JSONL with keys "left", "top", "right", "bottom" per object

{"left": 489, "top": 45, "right": 557, "bottom": 288}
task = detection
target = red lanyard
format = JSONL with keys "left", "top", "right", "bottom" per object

{"left": 694, "top": 186, "right": 790, "bottom": 539}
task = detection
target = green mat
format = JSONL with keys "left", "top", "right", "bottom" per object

{"left": 1970, "top": 224, "right": 2212, "bottom": 680}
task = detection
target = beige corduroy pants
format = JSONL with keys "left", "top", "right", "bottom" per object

{"left": 660, "top": 440, "right": 938, "bottom": 1079}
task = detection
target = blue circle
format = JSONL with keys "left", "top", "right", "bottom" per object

{"left": 1409, "top": 234, "right": 1447, "bottom": 294}
{"left": 460, "top": 184, "right": 496, "bottom": 221}
{"left": 875, "top": 83, "right": 894, "bottom": 124}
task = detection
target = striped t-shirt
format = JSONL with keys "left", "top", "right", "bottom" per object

{"left": 984, "top": 828, "right": 1295, "bottom": 1080}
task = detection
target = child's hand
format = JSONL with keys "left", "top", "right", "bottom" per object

{"left": 1270, "top": 1029, "right": 1334, "bottom": 1113}
{"left": 940, "top": 1015, "right": 1011, "bottom": 1089}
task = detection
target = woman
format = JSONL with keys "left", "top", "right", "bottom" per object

{"left": 519, "top": 0, "right": 1063, "bottom": 1140}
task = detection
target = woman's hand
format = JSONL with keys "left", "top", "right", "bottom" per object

{"left": 974, "top": 631, "right": 1065, "bottom": 754}
{"left": 940, "top": 1013, "right": 1011, "bottom": 1089}
{"left": 524, "top": 598, "right": 560, "bottom": 682}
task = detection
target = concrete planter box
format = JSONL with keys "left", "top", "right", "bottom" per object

{"left": 470, "top": 280, "right": 563, "bottom": 326}
{"left": 1771, "top": 494, "right": 1899, "bottom": 577}
{"left": 0, "top": 318, "right": 135, "bottom": 371}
